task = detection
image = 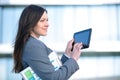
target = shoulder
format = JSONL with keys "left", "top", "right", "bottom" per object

{"left": 23, "top": 36, "right": 52, "bottom": 57}
{"left": 26, "top": 36, "right": 45, "bottom": 48}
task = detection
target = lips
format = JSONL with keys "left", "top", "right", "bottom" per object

{"left": 42, "top": 26, "right": 48, "bottom": 30}
{"left": 41, "top": 28, "right": 48, "bottom": 32}
{"left": 42, "top": 28, "right": 47, "bottom": 30}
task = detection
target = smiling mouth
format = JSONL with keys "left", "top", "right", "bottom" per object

{"left": 42, "top": 28, "right": 48, "bottom": 32}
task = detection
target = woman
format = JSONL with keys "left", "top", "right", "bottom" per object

{"left": 13, "top": 5, "right": 83, "bottom": 80}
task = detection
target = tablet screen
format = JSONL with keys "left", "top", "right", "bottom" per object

{"left": 73, "top": 28, "right": 92, "bottom": 49}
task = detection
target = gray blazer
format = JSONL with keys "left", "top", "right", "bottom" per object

{"left": 22, "top": 36, "right": 79, "bottom": 80}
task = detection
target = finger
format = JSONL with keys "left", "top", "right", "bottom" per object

{"left": 73, "top": 43, "right": 79, "bottom": 49}
{"left": 68, "top": 39, "right": 74, "bottom": 47}
{"left": 74, "top": 43, "right": 82, "bottom": 50}
{"left": 69, "top": 39, "right": 74, "bottom": 44}
{"left": 78, "top": 43, "right": 83, "bottom": 49}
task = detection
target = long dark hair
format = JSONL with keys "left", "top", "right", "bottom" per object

{"left": 13, "top": 5, "right": 47, "bottom": 73}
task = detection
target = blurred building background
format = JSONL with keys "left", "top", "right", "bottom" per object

{"left": 0, "top": 0, "right": 120, "bottom": 80}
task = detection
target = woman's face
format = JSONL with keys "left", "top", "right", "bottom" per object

{"left": 31, "top": 11, "right": 49, "bottom": 38}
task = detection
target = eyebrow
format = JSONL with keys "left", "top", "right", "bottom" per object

{"left": 40, "top": 18, "right": 48, "bottom": 20}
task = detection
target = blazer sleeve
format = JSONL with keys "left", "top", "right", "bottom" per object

{"left": 61, "top": 54, "right": 69, "bottom": 64}
{"left": 23, "top": 43, "right": 79, "bottom": 80}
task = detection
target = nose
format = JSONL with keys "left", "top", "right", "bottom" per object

{"left": 45, "top": 21, "right": 49, "bottom": 27}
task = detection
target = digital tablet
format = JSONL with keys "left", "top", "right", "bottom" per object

{"left": 72, "top": 28, "right": 92, "bottom": 50}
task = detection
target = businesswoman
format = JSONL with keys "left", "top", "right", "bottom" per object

{"left": 13, "top": 5, "right": 83, "bottom": 80}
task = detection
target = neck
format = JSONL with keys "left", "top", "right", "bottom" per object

{"left": 30, "top": 32, "right": 40, "bottom": 40}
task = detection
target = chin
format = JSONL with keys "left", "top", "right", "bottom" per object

{"left": 42, "top": 34, "right": 47, "bottom": 36}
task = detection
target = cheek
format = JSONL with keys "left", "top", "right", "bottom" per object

{"left": 33, "top": 26, "right": 41, "bottom": 34}
{"left": 34, "top": 23, "right": 46, "bottom": 35}
{"left": 35, "top": 24, "right": 42, "bottom": 31}
{"left": 36, "top": 27, "right": 42, "bottom": 33}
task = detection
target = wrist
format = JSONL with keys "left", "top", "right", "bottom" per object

{"left": 64, "top": 53, "right": 71, "bottom": 58}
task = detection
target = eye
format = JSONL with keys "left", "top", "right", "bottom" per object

{"left": 40, "top": 19, "right": 45, "bottom": 22}
{"left": 39, "top": 18, "right": 48, "bottom": 22}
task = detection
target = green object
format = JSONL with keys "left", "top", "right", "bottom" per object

{"left": 25, "top": 70, "right": 34, "bottom": 80}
